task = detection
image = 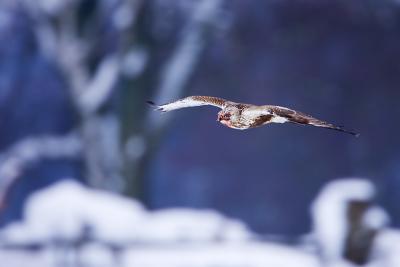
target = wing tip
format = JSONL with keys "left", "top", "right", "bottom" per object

{"left": 347, "top": 131, "right": 360, "bottom": 137}
{"left": 336, "top": 127, "right": 360, "bottom": 137}
{"left": 146, "top": 100, "right": 155, "bottom": 106}
{"left": 336, "top": 125, "right": 359, "bottom": 137}
{"left": 146, "top": 100, "right": 166, "bottom": 112}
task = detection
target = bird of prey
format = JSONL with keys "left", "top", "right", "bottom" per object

{"left": 147, "top": 96, "right": 359, "bottom": 136}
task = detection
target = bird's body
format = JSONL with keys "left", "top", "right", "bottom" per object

{"left": 148, "top": 96, "right": 359, "bottom": 136}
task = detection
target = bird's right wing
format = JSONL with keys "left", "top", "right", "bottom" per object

{"left": 147, "top": 96, "right": 228, "bottom": 112}
{"left": 244, "top": 105, "right": 359, "bottom": 136}
{"left": 265, "top": 105, "right": 359, "bottom": 136}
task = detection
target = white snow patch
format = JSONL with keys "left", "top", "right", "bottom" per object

{"left": 2, "top": 178, "right": 399, "bottom": 267}
{"left": 0, "top": 10, "right": 12, "bottom": 31}
{"left": 370, "top": 229, "right": 400, "bottom": 267}
{"left": 113, "top": 3, "right": 135, "bottom": 30}
{"left": 37, "top": 0, "right": 75, "bottom": 16}
{"left": 125, "top": 135, "right": 146, "bottom": 160}
{"left": 79, "top": 243, "right": 115, "bottom": 267}
{"left": 311, "top": 178, "right": 375, "bottom": 262}
{"left": 137, "top": 208, "right": 253, "bottom": 243}
{"left": 1, "top": 180, "right": 145, "bottom": 243}
{"left": 122, "top": 242, "right": 319, "bottom": 267}
{"left": 121, "top": 47, "right": 148, "bottom": 77}
{"left": 0, "top": 180, "right": 253, "bottom": 244}
{"left": 362, "top": 206, "right": 390, "bottom": 230}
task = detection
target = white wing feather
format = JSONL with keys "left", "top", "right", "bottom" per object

{"left": 149, "top": 96, "right": 227, "bottom": 112}
{"left": 242, "top": 105, "right": 289, "bottom": 124}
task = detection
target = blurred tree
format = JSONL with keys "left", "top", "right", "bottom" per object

{"left": 0, "top": 0, "right": 227, "bottom": 219}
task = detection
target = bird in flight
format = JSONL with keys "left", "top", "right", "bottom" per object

{"left": 147, "top": 96, "right": 359, "bottom": 136}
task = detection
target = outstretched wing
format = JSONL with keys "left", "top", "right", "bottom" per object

{"left": 147, "top": 96, "right": 227, "bottom": 112}
{"left": 260, "top": 105, "right": 359, "bottom": 136}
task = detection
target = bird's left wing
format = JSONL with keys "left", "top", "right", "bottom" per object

{"left": 147, "top": 96, "right": 227, "bottom": 112}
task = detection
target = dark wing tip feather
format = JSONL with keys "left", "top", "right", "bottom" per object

{"left": 329, "top": 124, "right": 359, "bottom": 137}
{"left": 271, "top": 106, "right": 360, "bottom": 137}
{"left": 328, "top": 125, "right": 360, "bottom": 137}
{"left": 346, "top": 129, "right": 360, "bottom": 137}
{"left": 146, "top": 100, "right": 165, "bottom": 112}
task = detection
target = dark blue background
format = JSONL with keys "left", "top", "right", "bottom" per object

{"left": 1, "top": 0, "right": 399, "bottom": 236}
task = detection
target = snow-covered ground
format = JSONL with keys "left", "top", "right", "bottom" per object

{"left": 0, "top": 179, "right": 399, "bottom": 267}
{"left": 0, "top": 181, "right": 253, "bottom": 244}
{"left": 0, "top": 242, "right": 319, "bottom": 267}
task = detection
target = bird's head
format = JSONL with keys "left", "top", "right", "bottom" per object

{"left": 217, "top": 111, "right": 231, "bottom": 122}
{"left": 217, "top": 106, "right": 239, "bottom": 126}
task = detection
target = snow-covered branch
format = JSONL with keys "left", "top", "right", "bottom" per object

{"left": 148, "top": 0, "right": 223, "bottom": 130}
{"left": 19, "top": 0, "right": 146, "bottom": 189}
{"left": 79, "top": 55, "right": 120, "bottom": 115}
{"left": 122, "top": 0, "right": 225, "bottom": 196}
{"left": 0, "top": 133, "right": 81, "bottom": 208}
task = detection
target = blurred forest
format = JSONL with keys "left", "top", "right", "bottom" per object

{"left": 1, "top": 0, "right": 400, "bottom": 240}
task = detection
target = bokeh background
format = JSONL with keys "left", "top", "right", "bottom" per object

{"left": 0, "top": 0, "right": 400, "bottom": 247}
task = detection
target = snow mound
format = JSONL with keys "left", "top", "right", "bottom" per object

{"left": 370, "top": 229, "right": 400, "bottom": 267}
{"left": 37, "top": 0, "right": 76, "bottom": 16}
{"left": 311, "top": 178, "right": 377, "bottom": 262}
{"left": 0, "top": 180, "right": 253, "bottom": 244}
{"left": 137, "top": 208, "right": 252, "bottom": 243}
{"left": 1, "top": 180, "right": 145, "bottom": 243}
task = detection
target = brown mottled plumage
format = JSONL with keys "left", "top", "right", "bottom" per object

{"left": 147, "top": 96, "right": 359, "bottom": 136}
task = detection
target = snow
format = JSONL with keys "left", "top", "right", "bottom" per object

{"left": 0, "top": 180, "right": 145, "bottom": 243}
{"left": 1, "top": 179, "right": 400, "bottom": 267}
{"left": 0, "top": 180, "right": 318, "bottom": 267}
{"left": 78, "top": 243, "right": 115, "bottom": 267}
{"left": 0, "top": 242, "right": 319, "bottom": 267}
{"left": 121, "top": 47, "right": 148, "bottom": 77}
{"left": 122, "top": 242, "right": 319, "bottom": 267}
{"left": 136, "top": 208, "right": 252, "bottom": 243}
{"left": 0, "top": 180, "right": 253, "bottom": 245}
{"left": 371, "top": 229, "right": 400, "bottom": 267}
{"left": 37, "top": 0, "right": 75, "bottom": 16}
{"left": 311, "top": 178, "right": 376, "bottom": 262}
{"left": 112, "top": 2, "right": 135, "bottom": 30}
{"left": 309, "top": 178, "right": 400, "bottom": 267}
{"left": 125, "top": 135, "right": 147, "bottom": 160}
{"left": 362, "top": 206, "right": 390, "bottom": 230}
{"left": 82, "top": 56, "right": 120, "bottom": 114}
{"left": 0, "top": 9, "right": 12, "bottom": 31}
